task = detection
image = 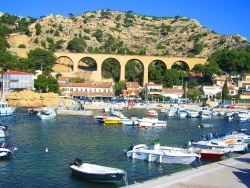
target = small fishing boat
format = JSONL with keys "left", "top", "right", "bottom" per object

{"left": 37, "top": 107, "right": 56, "bottom": 120}
{"left": 190, "top": 147, "right": 225, "bottom": 159}
{"left": 0, "top": 100, "right": 17, "bottom": 117}
{"left": 69, "top": 158, "right": 127, "bottom": 185}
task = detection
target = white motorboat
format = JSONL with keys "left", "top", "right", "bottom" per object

{"left": 137, "top": 120, "right": 167, "bottom": 128}
{"left": 166, "top": 108, "right": 176, "bottom": 117}
{"left": 37, "top": 107, "right": 57, "bottom": 120}
{"left": 200, "top": 111, "right": 212, "bottom": 118}
{"left": 186, "top": 109, "right": 200, "bottom": 118}
{"left": 137, "top": 117, "right": 158, "bottom": 123}
{"left": 178, "top": 109, "right": 188, "bottom": 118}
{"left": 191, "top": 139, "right": 234, "bottom": 153}
{"left": 218, "top": 135, "right": 248, "bottom": 153}
{"left": 0, "top": 141, "right": 17, "bottom": 160}
{"left": 121, "top": 118, "right": 139, "bottom": 126}
{"left": 124, "top": 142, "right": 200, "bottom": 165}
{"left": 0, "top": 100, "right": 17, "bottom": 117}
{"left": 69, "top": 158, "right": 127, "bottom": 185}
{"left": 234, "top": 110, "right": 250, "bottom": 121}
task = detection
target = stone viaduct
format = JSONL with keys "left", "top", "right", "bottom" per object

{"left": 8, "top": 48, "right": 207, "bottom": 84}
{"left": 54, "top": 52, "right": 207, "bottom": 83}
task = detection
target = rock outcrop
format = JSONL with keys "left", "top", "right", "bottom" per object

{"left": 5, "top": 90, "right": 70, "bottom": 108}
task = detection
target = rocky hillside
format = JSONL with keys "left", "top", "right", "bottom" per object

{"left": 6, "top": 10, "right": 248, "bottom": 58}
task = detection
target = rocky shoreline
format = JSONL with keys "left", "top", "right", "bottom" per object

{"left": 5, "top": 90, "right": 71, "bottom": 108}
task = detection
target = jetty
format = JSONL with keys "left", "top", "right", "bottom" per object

{"left": 123, "top": 153, "right": 250, "bottom": 188}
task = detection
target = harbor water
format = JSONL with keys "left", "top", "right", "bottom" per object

{"left": 0, "top": 108, "right": 249, "bottom": 188}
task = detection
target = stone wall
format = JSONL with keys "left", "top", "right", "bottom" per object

{"left": 5, "top": 90, "right": 70, "bottom": 108}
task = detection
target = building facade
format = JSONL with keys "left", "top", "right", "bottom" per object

{"left": 59, "top": 81, "right": 114, "bottom": 100}
{"left": 2, "top": 71, "right": 34, "bottom": 99}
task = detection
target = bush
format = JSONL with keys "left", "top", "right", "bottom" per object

{"left": 18, "top": 44, "right": 26, "bottom": 48}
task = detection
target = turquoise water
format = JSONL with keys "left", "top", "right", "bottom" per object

{"left": 0, "top": 108, "right": 249, "bottom": 187}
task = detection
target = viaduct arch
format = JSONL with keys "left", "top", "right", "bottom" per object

{"left": 54, "top": 52, "right": 207, "bottom": 84}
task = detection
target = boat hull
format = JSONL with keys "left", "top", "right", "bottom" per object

{"left": 70, "top": 167, "right": 125, "bottom": 184}
{"left": 191, "top": 141, "right": 233, "bottom": 153}
{"left": 0, "top": 107, "right": 16, "bottom": 117}
{"left": 103, "top": 119, "right": 122, "bottom": 125}
{"left": 126, "top": 144, "right": 199, "bottom": 165}
{"left": 0, "top": 148, "right": 14, "bottom": 160}
{"left": 138, "top": 120, "right": 167, "bottom": 127}
{"left": 191, "top": 148, "right": 225, "bottom": 159}
{"left": 69, "top": 159, "right": 127, "bottom": 184}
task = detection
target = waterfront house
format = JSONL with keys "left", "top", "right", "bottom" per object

{"left": 122, "top": 82, "right": 141, "bottom": 98}
{"left": 2, "top": 70, "right": 34, "bottom": 99}
{"left": 162, "top": 86, "right": 184, "bottom": 100}
{"left": 144, "top": 82, "right": 163, "bottom": 99}
{"left": 238, "top": 73, "right": 250, "bottom": 92}
{"left": 59, "top": 81, "right": 114, "bottom": 100}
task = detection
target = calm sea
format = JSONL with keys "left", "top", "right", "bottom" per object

{"left": 0, "top": 108, "right": 249, "bottom": 188}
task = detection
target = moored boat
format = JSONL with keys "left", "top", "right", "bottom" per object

{"left": 103, "top": 117, "right": 122, "bottom": 125}
{"left": 37, "top": 107, "right": 56, "bottom": 120}
{"left": 124, "top": 141, "right": 200, "bottom": 165}
{"left": 121, "top": 119, "right": 139, "bottom": 126}
{"left": 0, "top": 141, "right": 17, "bottom": 160}
{"left": 190, "top": 147, "right": 225, "bottom": 159}
{"left": 137, "top": 120, "right": 167, "bottom": 128}
{"left": 69, "top": 158, "right": 127, "bottom": 185}
{"left": 191, "top": 139, "right": 234, "bottom": 153}
{"left": 0, "top": 100, "right": 17, "bottom": 117}
{"left": 186, "top": 109, "right": 200, "bottom": 118}
{"left": 178, "top": 109, "right": 188, "bottom": 118}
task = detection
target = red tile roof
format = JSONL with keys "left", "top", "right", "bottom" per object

{"left": 162, "top": 88, "right": 184, "bottom": 93}
{"left": 4, "top": 70, "right": 32, "bottom": 75}
{"left": 126, "top": 82, "right": 140, "bottom": 88}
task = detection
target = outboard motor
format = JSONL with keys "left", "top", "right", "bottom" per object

{"left": 205, "top": 133, "right": 213, "bottom": 140}
{"left": 73, "top": 158, "right": 83, "bottom": 166}
{"left": 130, "top": 142, "right": 135, "bottom": 150}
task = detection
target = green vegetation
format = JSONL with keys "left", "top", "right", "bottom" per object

{"left": 67, "top": 37, "right": 87, "bottom": 52}
{"left": 69, "top": 77, "right": 85, "bottom": 83}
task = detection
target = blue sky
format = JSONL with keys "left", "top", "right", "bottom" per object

{"left": 1, "top": 0, "right": 249, "bottom": 41}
